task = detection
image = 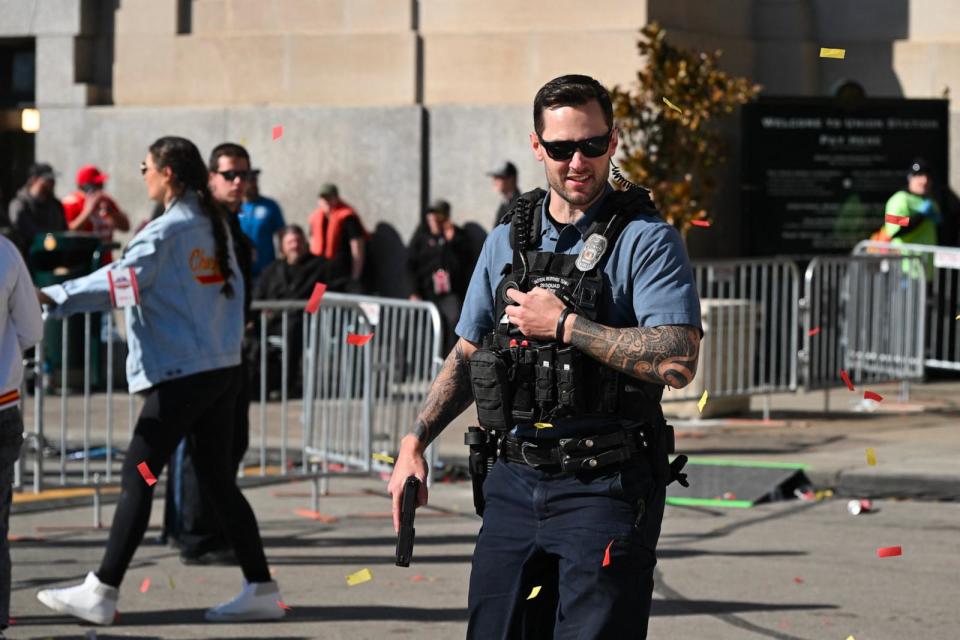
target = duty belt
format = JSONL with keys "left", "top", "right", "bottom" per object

{"left": 500, "top": 428, "right": 649, "bottom": 473}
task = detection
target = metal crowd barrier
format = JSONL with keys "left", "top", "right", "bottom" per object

{"left": 800, "top": 254, "right": 925, "bottom": 408}
{"left": 853, "top": 240, "right": 960, "bottom": 372}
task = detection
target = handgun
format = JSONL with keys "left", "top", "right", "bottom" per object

{"left": 395, "top": 476, "right": 420, "bottom": 567}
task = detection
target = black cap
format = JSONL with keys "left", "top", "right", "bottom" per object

{"left": 908, "top": 158, "right": 931, "bottom": 176}
{"left": 28, "top": 163, "right": 56, "bottom": 180}
{"left": 318, "top": 182, "right": 339, "bottom": 198}
{"left": 487, "top": 161, "right": 517, "bottom": 178}
{"left": 427, "top": 199, "right": 451, "bottom": 217}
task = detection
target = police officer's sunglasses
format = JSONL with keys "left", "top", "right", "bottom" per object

{"left": 537, "top": 129, "right": 613, "bottom": 161}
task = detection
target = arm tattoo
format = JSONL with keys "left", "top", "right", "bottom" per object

{"left": 569, "top": 318, "right": 700, "bottom": 388}
{"left": 412, "top": 341, "right": 475, "bottom": 445}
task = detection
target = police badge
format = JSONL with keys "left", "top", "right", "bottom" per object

{"left": 575, "top": 233, "right": 608, "bottom": 272}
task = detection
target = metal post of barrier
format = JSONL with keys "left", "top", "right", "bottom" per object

{"left": 92, "top": 472, "right": 102, "bottom": 529}
{"left": 302, "top": 310, "right": 319, "bottom": 474}
{"left": 310, "top": 474, "right": 320, "bottom": 514}
{"left": 761, "top": 395, "right": 771, "bottom": 422}
{"left": 60, "top": 320, "right": 68, "bottom": 485}
{"left": 105, "top": 313, "right": 114, "bottom": 483}
{"left": 82, "top": 313, "right": 91, "bottom": 484}
{"left": 280, "top": 311, "right": 289, "bottom": 476}
{"left": 259, "top": 311, "right": 267, "bottom": 476}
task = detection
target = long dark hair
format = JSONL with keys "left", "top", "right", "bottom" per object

{"left": 148, "top": 136, "right": 235, "bottom": 298}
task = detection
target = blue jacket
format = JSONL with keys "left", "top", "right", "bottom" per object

{"left": 43, "top": 191, "right": 244, "bottom": 392}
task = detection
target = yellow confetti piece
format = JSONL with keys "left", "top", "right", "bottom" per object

{"left": 662, "top": 96, "right": 683, "bottom": 114}
{"left": 168, "top": 575, "right": 175, "bottom": 590}
{"left": 820, "top": 47, "right": 846, "bottom": 59}
{"left": 346, "top": 568, "right": 373, "bottom": 586}
{"left": 527, "top": 586, "right": 542, "bottom": 600}
{"left": 697, "top": 390, "right": 709, "bottom": 414}
{"left": 372, "top": 453, "right": 395, "bottom": 464}
{"left": 955, "top": 314, "right": 960, "bottom": 320}
{"left": 866, "top": 447, "right": 877, "bottom": 466}
{"left": 534, "top": 422, "right": 554, "bottom": 430}
{"left": 846, "top": 636, "right": 856, "bottom": 640}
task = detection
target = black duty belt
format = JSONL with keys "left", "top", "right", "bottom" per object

{"left": 501, "top": 428, "right": 649, "bottom": 473}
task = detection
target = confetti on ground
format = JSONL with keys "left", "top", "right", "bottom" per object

{"left": 139, "top": 578, "right": 151, "bottom": 593}
{"left": 662, "top": 96, "right": 683, "bottom": 113}
{"left": 346, "top": 333, "right": 374, "bottom": 346}
{"left": 272, "top": 125, "right": 283, "bottom": 140}
{"left": 534, "top": 422, "right": 554, "bottom": 430}
{"left": 305, "top": 282, "right": 327, "bottom": 314}
{"left": 136, "top": 462, "right": 157, "bottom": 486}
{"left": 346, "top": 568, "right": 373, "bottom": 586}
{"left": 885, "top": 214, "right": 911, "bottom": 226}
{"left": 602, "top": 540, "right": 614, "bottom": 567}
{"left": 876, "top": 545, "right": 902, "bottom": 558}
{"left": 168, "top": 575, "right": 175, "bottom": 590}
{"left": 277, "top": 600, "right": 292, "bottom": 611}
{"left": 294, "top": 508, "right": 339, "bottom": 523}
{"left": 372, "top": 453, "right": 395, "bottom": 464}
{"left": 820, "top": 47, "right": 846, "bottom": 59}
{"left": 807, "top": 327, "right": 821, "bottom": 337}
{"left": 840, "top": 369, "right": 855, "bottom": 391}
{"left": 697, "top": 390, "right": 709, "bottom": 414}
{"left": 690, "top": 219, "right": 711, "bottom": 228}
{"left": 527, "top": 586, "right": 542, "bottom": 600}
{"left": 793, "top": 577, "right": 804, "bottom": 584}
{"left": 411, "top": 575, "right": 425, "bottom": 582}
{"left": 866, "top": 447, "right": 877, "bottom": 466}
{"left": 847, "top": 636, "right": 856, "bottom": 640}
{"left": 863, "top": 391, "right": 883, "bottom": 403}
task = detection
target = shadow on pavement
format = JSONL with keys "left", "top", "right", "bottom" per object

{"left": 651, "top": 599, "right": 837, "bottom": 616}
{"left": 659, "top": 548, "right": 807, "bottom": 560}
{"left": 267, "top": 553, "right": 474, "bottom": 565}
{"left": 260, "top": 534, "right": 478, "bottom": 548}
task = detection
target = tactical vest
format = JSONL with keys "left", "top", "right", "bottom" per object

{"left": 469, "top": 186, "right": 667, "bottom": 431}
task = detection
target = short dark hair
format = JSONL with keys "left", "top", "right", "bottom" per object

{"left": 281, "top": 224, "right": 307, "bottom": 240}
{"left": 533, "top": 74, "right": 613, "bottom": 137}
{"left": 208, "top": 142, "right": 250, "bottom": 173}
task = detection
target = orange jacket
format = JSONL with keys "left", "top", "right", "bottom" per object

{"left": 308, "top": 202, "right": 368, "bottom": 259}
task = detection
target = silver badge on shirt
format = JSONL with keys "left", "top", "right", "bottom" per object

{"left": 575, "top": 233, "right": 608, "bottom": 272}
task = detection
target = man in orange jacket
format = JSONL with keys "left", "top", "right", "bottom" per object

{"left": 307, "top": 183, "right": 368, "bottom": 292}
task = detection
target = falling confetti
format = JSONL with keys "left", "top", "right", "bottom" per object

{"left": 277, "top": 600, "right": 292, "bottom": 611}
{"left": 866, "top": 448, "right": 877, "bottom": 466}
{"left": 885, "top": 214, "right": 910, "bottom": 227}
{"left": 807, "top": 327, "right": 821, "bottom": 337}
{"left": 527, "top": 586, "right": 542, "bottom": 600}
{"left": 863, "top": 391, "right": 883, "bottom": 403}
{"left": 346, "top": 568, "right": 373, "bottom": 586}
{"left": 346, "top": 333, "right": 374, "bottom": 346}
{"left": 534, "top": 422, "right": 554, "bottom": 430}
{"left": 876, "top": 545, "right": 902, "bottom": 558}
{"left": 305, "top": 282, "right": 327, "bottom": 314}
{"left": 602, "top": 540, "right": 614, "bottom": 567}
{"left": 372, "top": 453, "right": 395, "bottom": 464}
{"left": 819, "top": 48, "right": 846, "bottom": 59}
{"left": 139, "top": 578, "right": 151, "bottom": 594}
{"left": 697, "top": 390, "right": 709, "bottom": 414}
{"left": 690, "top": 219, "right": 711, "bottom": 228}
{"left": 662, "top": 96, "right": 683, "bottom": 113}
{"left": 137, "top": 462, "right": 157, "bottom": 487}
{"left": 272, "top": 125, "right": 283, "bottom": 140}
{"left": 840, "top": 369, "right": 855, "bottom": 391}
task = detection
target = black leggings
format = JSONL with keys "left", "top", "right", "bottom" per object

{"left": 97, "top": 366, "right": 271, "bottom": 587}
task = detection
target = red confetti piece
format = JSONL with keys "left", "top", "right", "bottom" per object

{"left": 411, "top": 575, "right": 425, "bottom": 582}
{"left": 876, "top": 545, "right": 902, "bottom": 558}
{"left": 602, "top": 540, "right": 614, "bottom": 567}
{"left": 863, "top": 391, "right": 883, "bottom": 402}
{"left": 840, "top": 369, "right": 855, "bottom": 391}
{"left": 139, "top": 578, "right": 151, "bottom": 593}
{"left": 807, "top": 327, "right": 821, "bottom": 337}
{"left": 793, "top": 577, "right": 804, "bottom": 584}
{"left": 346, "top": 333, "right": 373, "bottom": 346}
{"left": 137, "top": 462, "right": 157, "bottom": 487}
{"left": 885, "top": 214, "right": 910, "bottom": 227}
{"left": 277, "top": 600, "right": 292, "bottom": 611}
{"left": 690, "top": 219, "right": 711, "bottom": 228}
{"left": 305, "top": 282, "right": 327, "bottom": 314}
{"left": 272, "top": 125, "right": 283, "bottom": 140}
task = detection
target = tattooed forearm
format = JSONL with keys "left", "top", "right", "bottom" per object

{"left": 569, "top": 318, "right": 700, "bottom": 388}
{"left": 412, "top": 339, "right": 476, "bottom": 445}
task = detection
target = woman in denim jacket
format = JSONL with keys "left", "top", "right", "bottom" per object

{"left": 36, "top": 137, "right": 284, "bottom": 625}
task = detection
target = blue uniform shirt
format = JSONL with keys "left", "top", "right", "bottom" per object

{"left": 455, "top": 185, "right": 702, "bottom": 437}
{"left": 239, "top": 196, "right": 286, "bottom": 278}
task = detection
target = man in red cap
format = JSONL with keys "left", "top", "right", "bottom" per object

{"left": 62, "top": 165, "right": 131, "bottom": 264}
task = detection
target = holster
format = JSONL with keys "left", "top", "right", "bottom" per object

{"left": 464, "top": 426, "right": 498, "bottom": 516}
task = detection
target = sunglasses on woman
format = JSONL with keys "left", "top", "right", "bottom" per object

{"left": 537, "top": 130, "right": 612, "bottom": 161}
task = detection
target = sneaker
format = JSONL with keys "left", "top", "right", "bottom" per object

{"left": 205, "top": 580, "right": 285, "bottom": 622}
{"left": 36, "top": 571, "right": 118, "bottom": 625}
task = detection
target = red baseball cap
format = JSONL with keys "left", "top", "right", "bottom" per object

{"left": 76, "top": 165, "right": 108, "bottom": 188}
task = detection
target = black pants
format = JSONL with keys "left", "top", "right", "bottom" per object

{"left": 97, "top": 366, "right": 269, "bottom": 587}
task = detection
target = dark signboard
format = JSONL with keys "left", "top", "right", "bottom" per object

{"left": 741, "top": 97, "right": 949, "bottom": 257}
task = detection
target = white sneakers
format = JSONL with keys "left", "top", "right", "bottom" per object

{"left": 37, "top": 572, "right": 284, "bottom": 625}
{"left": 36, "top": 571, "right": 118, "bottom": 625}
{"left": 205, "top": 579, "right": 286, "bottom": 622}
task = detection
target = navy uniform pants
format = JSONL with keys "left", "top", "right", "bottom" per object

{"left": 467, "top": 455, "right": 665, "bottom": 640}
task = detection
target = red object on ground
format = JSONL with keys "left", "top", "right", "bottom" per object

{"left": 272, "top": 125, "right": 283, "bottom": 140}
{"left": 793, "top": 577, "right": 804, "bottom": 584}
{"left": 885, "top": 214, "right": 910, "bottom": 226}
{"left": 690, "top": 219, "right": 711, "bottom": 228}
{"left": 305, "top": 282, "right": 327, "bottom": 314}
{"left": 840, "top": 370, "right": 855, "bottom": 391}
{"left": 346, "top": 333, "right": 374, "bottom": 346}
{"left": 277, "top": 600, "right": 292, "bottom": 611}
{"left": 139, "top": 578, "right": 151, "bottom": 593}
{"left": 807, "top": 327, "right": 821, "bottom": 337}
{"left": 602, "top": 540, "right": 614, "bottom": 567}
{"left": 137, "top": 462, "right": 157, "bottom": 487}
{"left": 864, "top": 391, "right": 884, "bottom": 402}
{"left": 876, "top": 545, "right": 902, "bottom": 558}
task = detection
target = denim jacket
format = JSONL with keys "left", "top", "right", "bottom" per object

{"left": 43, "top": 191, "right": 243, "bottom": 392}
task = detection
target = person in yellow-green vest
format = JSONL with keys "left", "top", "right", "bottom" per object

{"left": 873, "top": 158, "right": 941, "bottom": 246}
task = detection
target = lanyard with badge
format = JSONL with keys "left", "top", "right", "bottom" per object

{"left": 107, "top": 267, "right": 141, "bottom": 309}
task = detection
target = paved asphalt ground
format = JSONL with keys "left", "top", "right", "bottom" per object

{"left": 7, "top": 378, "right": 960, "bottom": 638}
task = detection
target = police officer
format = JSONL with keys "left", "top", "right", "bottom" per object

{"left": 388, "top": 74, "right": 702, "bottom": 639}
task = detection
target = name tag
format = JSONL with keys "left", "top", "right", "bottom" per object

{"left": 108, "top": 267, "right": 140, "bottom": 308}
